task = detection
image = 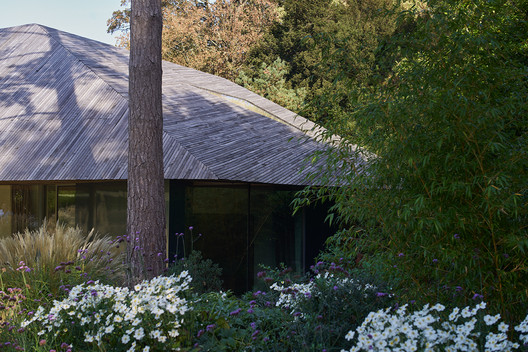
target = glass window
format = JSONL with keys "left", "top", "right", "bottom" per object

{"left": 184, "top": 186, "right": 249, "bottom": 294}
{"left": 250, "top": 187, "right": 303, "bottom": 289}
{"left": 11, "top": 185, "right": 44, "bottom": 234}
{"left": 94, "top": 182, "right": 127, "bottom": 236}
{"left": 0, "top": 185, "right": 13, "bottom": 238}
{"left": 57, "top": 186, "right": 76, "bottom": 228}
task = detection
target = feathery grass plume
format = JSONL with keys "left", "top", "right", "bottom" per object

{"left": 0, "top": 222, "right": 124, "bottom": 284}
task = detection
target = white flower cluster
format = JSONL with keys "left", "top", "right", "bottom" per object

{"left": 341, "top": 302, "right": 528, "bottom": 352}
{"left": 270, "top": 281, "right": 315, "bottom": 310}
{"left": 271, "top": 272, "right": 378, "bottom": 312}
{"left": 515, "top": 315, "right": 528, "bottom": 345}
{"left": 22, "top": 272, "right": 192, "bottom": 351}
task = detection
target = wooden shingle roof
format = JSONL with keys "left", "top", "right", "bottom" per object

{"left": 0, "top": 24, "right": 332, "bottom": 185}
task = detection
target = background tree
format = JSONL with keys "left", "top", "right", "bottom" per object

{"left": 243, "top": 0, "right": 402, "bottom": 122}
{"left": 127, "top": 0, "right": 166, "bottom": 282}
{"left": 109, "top": 0, "right": 278, "bottom": 81}
{"left": 109, "top": 0, "right": 404, "bottom": 123}
{"left": 300, "top": 0, "right": 528, "bottom": 323}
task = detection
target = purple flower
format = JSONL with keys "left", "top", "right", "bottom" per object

{"left": 433, "top": 259, "right": 438, "bottom": 263}
{"left": 250, "top": 322, "right": 257, "bottom": 330}
{"left": 252, "top": 330, "right": 260, "bottom": 337}
{"left": 376, "top": 292, "right": 388, "bottom": 297}
{"left": 60, "top": 343, "right": 70, "bottom": 349}
{"left": 206, "top": 324, "right": 216, "bottom": 332}
{"left": 454, "top": 233, "right": 460, "bottom": 239}
{"left": 197, "top": 329, "right": 204, "bottom": 338}
{"left": 333, "top": 286, "right": 338, "bottom": 291}
{"left": 472, "top": 293, "right": 484, "bottom": 300}
{"left": 398, "top": 252, "right": 404, "bottom": 257}
{"left": 229, "top": 308, "right": 242, "bottom": 316}
{"left": 257, "top": 271, "right": 266, "bottom": 278}
{"left": 247, "top": 308, "right": 254, "bottom": 314}
{"left": 455, "top": 286, "right": 463, "bottom": 292}
{"left": 189, "top": 226, "right": 194, "bottom": 231}
{"left": 86, "top": 280, "right": 94, "bottom": 285}
{"left": 293, "top": 312, "right": 302, "bottom": 317}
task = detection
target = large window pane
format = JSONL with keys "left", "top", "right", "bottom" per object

{"left": 0, "top": 185, "right": 13, "bottom": 238}
{"left": 94, "top": 182, "right": 127, "bottom": 236}
{"left": 185, "top": 186, "right": 249, "bottom": 294}
{"left": 250, "top": 188, "right": 303, "bottom": 289}
{"left": 57, "top": 186, "right": 76, "bottom": 228}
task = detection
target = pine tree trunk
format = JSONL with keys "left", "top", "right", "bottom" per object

{"left": 127, "top": 0, "right": 165, "bottom": 282}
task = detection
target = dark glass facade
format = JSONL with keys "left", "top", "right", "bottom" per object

{"left": 0, "top": 181, "right": 333, "bottom": 293}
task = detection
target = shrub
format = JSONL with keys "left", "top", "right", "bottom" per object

{"left": 262, "top": 262, "right": 394, "bottom": 351}
{"left": 166, "top": 250, "right": 223, "bottom": 295}
{"left": 19, "top": 272, "right": 192, "bottom": 351}
{"left": 299, "top": 0, "right": 528, "bottom": 323}
{"left": 189, "top": 290, "right": 294, "bottom": 351}
{"left": 342, "top": 302, "right": 528, "bottom": 352}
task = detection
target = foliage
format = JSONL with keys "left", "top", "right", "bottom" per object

{"left": 244, "top": 0, "right": 402, "bottom": 121}
{"left": 300, "top": 0, "right": 528, "bottom": 323}
{"left": 0, "top": 223, "right": 124, "bottom": 287}
{"left": 236, "top": 57, "right": 307, "bottom": 112}
{"left": 3, "top": 255, "right": 528, "bottom": 351}
{"left": 19, "top": 273, "right": 192, "bottom": 351}
{"left": 108, "top": 0, "right": 278, "bottom": 81}
{"left": 188, "top": 290, "right": 294, "bottom": 351}
{"left": 166, "top": 250, "right": 223, "bottom": 295}
{"left": 252, "top": 261, "right": 394, "bottom": 350}
{"left": 0, "top": 225, "right": 123, "bottom": 351}
{"left": 342, "top": 302, "right": 528, "bottom": 352}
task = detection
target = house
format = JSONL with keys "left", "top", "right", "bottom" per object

{"left": 0, "top": 24, "right": 337, "bottom": 292}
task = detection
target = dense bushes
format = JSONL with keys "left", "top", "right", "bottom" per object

{"left": 298, "top": 0, "right": 528, "bottom": 324}
{"left": 1, "top": 225, "right": 528, "bottom": 351}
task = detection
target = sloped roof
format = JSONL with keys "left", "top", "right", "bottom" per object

{"left": 0, "top": 24, "right": 331, "bottom": 185}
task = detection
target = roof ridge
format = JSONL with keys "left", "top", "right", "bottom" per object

{"left": 162, "top": 131, "right": 220, "bottom": 180}
{"left": 37, "top": 24, "right": 130, "bottom": 103}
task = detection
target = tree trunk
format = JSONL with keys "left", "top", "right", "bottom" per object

{"left": 127, "top": 0, "right": 165, "bottom": 282}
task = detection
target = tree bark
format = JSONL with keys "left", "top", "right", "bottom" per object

{"left": 127, "top": 0, "right": 165, "bottom": 282}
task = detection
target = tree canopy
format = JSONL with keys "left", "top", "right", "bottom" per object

{"left": 300, "top": 0, "right": 528, "bottom": 322}
{"left": 108, "top": 0, "right": 278, "bottom": 81}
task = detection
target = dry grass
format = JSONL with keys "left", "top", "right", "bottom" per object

{"left": 0, "top": 222, "right": 125, "bottom": 284}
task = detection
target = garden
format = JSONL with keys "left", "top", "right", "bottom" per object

{"left": 0, "top": 223, "right": 527, "bottom": 351}
{"left": 2, "top": 0, "right": 528, "bottom": 350}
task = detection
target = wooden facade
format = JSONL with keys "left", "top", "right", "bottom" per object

{"left": 0, "top": 24, "right": 339, "bottom": 292}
